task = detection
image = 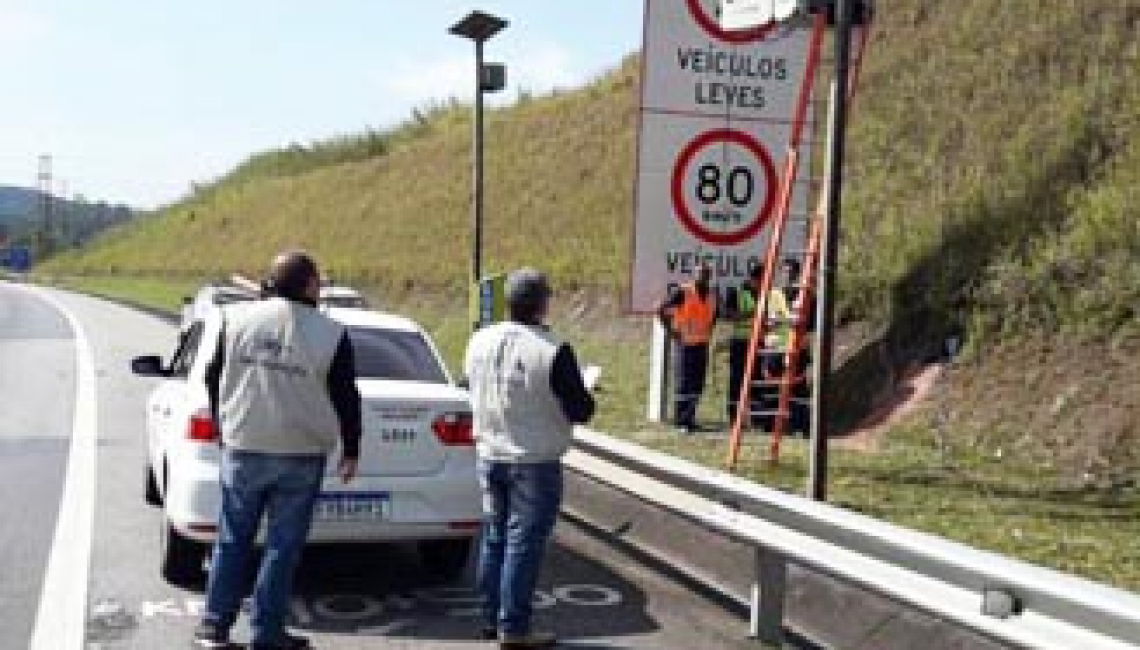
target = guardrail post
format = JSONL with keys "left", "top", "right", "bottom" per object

{"left": 750, "top": 547, "right": 787, "bottom": 644}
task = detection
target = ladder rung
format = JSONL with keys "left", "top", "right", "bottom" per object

{"left": 751, "top": 375, "right": 807, "bottom": 387}
{"left": 757, "top": 346, "right": 804, "bottom": 355}
{"left": 749, "top": 409, "right": 789, "bottom": 418}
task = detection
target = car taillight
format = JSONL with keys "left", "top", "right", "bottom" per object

{"left": 432, "top": 412, "right": 474, "bottom": 446}
{"left": 187, "top": 409, "right": 218, "bottom": 443}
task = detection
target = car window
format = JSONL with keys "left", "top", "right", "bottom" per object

{"left": 168, "top": 322, "right": 204, "bottom": 379}
{"left": 347, "top": 327, "right": 448, "bottom": 384}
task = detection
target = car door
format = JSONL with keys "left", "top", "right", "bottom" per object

{"left": 149, "top": 322, "right": 205, "bottom": 469}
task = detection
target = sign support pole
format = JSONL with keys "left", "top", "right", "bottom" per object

{"left": 809, "top": 0, "right": 853, "bottom": 502}
{"left": 647, "top": 319, "right": 671, "bottom": 423}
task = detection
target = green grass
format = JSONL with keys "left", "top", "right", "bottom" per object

{"left": 43, "top": 273, "right": 202, "bottom": 313}
{"left": 645, "top": 427, "right": 1140, "bottom": 591}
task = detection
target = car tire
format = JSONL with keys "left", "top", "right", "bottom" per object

{"left": 160, "top": 518, "right": 208, "bottom": 587}
{"left": 145, "top": 465, "right": 162, "bottom": 507}
{"left": 417, "top": 538, "right": 473, "bottom": 581}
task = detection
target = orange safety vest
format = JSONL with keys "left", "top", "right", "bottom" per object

{"left": 670, "top": 284, "right": 715, "bottom": 346}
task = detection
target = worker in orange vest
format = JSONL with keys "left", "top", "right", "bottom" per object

{"left": 657, "top": 263, "right": 718, "bottom": 434}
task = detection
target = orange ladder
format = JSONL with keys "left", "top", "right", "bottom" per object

{"left": 726, "top": 10, "right": 873, "bottom": 471}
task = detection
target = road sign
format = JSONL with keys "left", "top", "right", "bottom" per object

{"left": 630, "top": 0, "right": 816, "bottom": 312}
{"left": 632, "top": 113, "right": 811, "bottom": 312}
{"left": 670, "top": 127, "right": 777, "bottom": 246}
{"left": 7, "top": 245, "right": 31, "bottom": 272}
{"left": 719, "top": 0, "right": 806, "bottom": 30}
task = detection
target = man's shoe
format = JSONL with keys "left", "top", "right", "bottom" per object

{"left": 192, "top": 622, "right": 238, "bottom": 650}
{"left": 476, "top": 625, "right": 498, "bottom": 641}
{"left": 499, "top": 630, "right": 557, "bottom": 648}
{"left": 248, "top": 631, "right": 312, "bottom": 650}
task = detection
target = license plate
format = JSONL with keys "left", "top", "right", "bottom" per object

{"left": 314, "top": 492, "right": 391, "bottom": 521}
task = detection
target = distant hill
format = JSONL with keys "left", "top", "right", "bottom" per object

{"left": 0, "top": 185, "right": 40, "bottom": 223}
{"left": 0, "top": 184, "right": 136, "bottom": 250}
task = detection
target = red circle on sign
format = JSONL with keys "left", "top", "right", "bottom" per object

{"left": 686, "top": 0, "right": 776, "bottom": 43}
{"left": 671, "top": 129, "right": 779, "bottom": 247}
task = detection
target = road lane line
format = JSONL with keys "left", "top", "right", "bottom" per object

{"left": 23, "top": 287, "right": 99, "bottom": 650}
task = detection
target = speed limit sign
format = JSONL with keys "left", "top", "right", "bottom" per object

{"left": 670, "top": 128, "right": 778, "bottom": 247}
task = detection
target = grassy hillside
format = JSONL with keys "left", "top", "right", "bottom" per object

{"left": 43, "top": 0, "right": 1140, "bottom": 485}
{"left": 45, "top": 64, "right": 637, "bottom": 291}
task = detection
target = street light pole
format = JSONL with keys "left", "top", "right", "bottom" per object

{"left": 449, "top": 10, "right": 507, "bottom": 331}
{"left": 472, "top": 36, "right": 484, "bottom": 293}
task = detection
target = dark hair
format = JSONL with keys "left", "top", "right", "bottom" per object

{"left": 266, "top": 251, "right": 318, "bottom": 301}
{"left": 506, "top": 268, "right": 552, "bottom": 323}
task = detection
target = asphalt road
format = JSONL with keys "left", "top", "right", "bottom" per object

{"left": 0, "top": 284, "right": 75, "bottom": 650}
{"left": 1, "top": 284, "right": 762, "bottom": 650}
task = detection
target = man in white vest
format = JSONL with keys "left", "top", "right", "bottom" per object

{"left": 194, "top": 251, "right": 361, "bottom": 650}
{"left": 464, "top": 268, "right": 595, "bottom": 649}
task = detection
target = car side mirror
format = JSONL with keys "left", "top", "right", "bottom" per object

{"left": 131, "top": 355, "right": 167, "bottom": 377}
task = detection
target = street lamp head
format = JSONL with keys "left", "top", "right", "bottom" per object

{"left": 449, "top": 10, "right": 508, "bottom": 42}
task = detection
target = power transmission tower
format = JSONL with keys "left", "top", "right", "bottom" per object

{"left": 37, "top": 154, "right": 54, "bottom": 254}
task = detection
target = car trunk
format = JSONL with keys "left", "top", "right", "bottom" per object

{"left": 328, "top": 379, "right": 471, "bottom": 478}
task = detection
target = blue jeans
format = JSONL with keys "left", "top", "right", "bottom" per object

{"left": 476, "top": 460, "right": 562, "bottom": 636}
{"left": 204, "top": 449, "right": 325, "bottom": 645}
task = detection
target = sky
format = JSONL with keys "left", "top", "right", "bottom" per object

{"left": 0, "top": 1, "right": 644, "bottom": 208}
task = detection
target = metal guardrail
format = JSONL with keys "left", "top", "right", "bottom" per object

{"left": 565, "top": 428, "right": 1140, "bottom": 650}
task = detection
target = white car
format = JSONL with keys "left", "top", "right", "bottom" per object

{"left": 132, "top": 304, "right": 479, "bottom": 587}
{"left": 319, "top": 285, "right": 368, "bottom": 309}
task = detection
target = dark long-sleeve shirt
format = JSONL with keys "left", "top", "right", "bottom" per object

{"left": 549, "top": 344, "right": 595, "bottom": 425}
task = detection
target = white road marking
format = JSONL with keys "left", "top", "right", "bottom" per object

{"left": 24, "top": 286, "right": 99, "bottom": 650}
{"left": 140, "top": 600, "right": 183, "bottom": 618}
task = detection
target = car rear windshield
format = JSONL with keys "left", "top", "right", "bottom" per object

{"left": 347, "top": 327, "right": 448, "bottom": 384}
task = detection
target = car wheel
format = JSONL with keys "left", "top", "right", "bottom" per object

{"left": 160, "top": 518, "right": 208, "bottom": 587}
{"left": 417, "top": 538, "right": 473, "bottom": 581}
{"left": 145, "top": 465, "right": 162, "bottom": 507}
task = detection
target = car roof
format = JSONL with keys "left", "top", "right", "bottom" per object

{"left": 324, "top": 307, "right": 420, "bottom": 333}
{"left": 195, "top": 284, "right": 258, "bottom": 304}
{"left": 320, "top": 286, "right": 363, "bottom": 297}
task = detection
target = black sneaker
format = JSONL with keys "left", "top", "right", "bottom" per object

{"left": 248, "top": 631, "right": 312, "bottom": 650}
{"left": 192, "top": 622, "right": 238, "bottom": 650}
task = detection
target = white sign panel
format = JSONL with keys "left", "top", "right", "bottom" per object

{"left": 630, "top": 0, "right": 816, "bottom": 313}
{"left": 641, "top": 0, "right": 813, "bottom": 121}
{"left": 632, "top": 113, "right": 811, "bottom": 312}
{"left": 719, "top": 0, "right": 804, "bottom": 30}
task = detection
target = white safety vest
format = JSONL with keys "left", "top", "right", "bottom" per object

{"left": 217, "top": 297, "right": 345, "bottom": 455}
{"left": 464, "top": 321, "right": 573, "bottom": 463}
